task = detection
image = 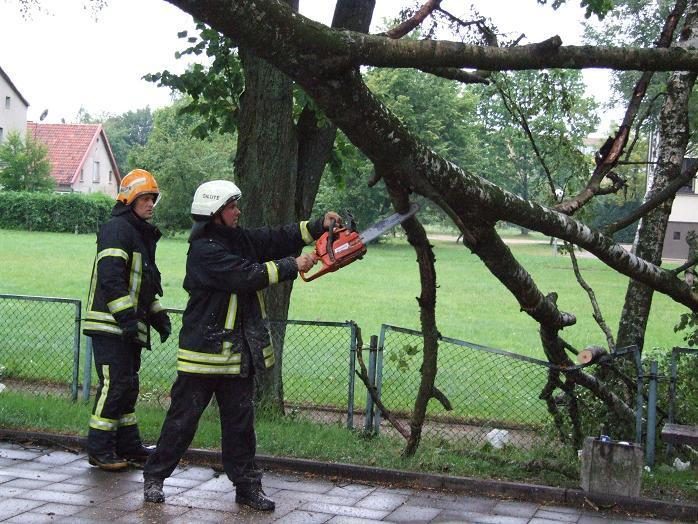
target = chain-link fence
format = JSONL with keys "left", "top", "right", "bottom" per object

{"left": 0, "top": 293, "right": 650, "bottom": 455}
{"left": 0, "top": 294, "right": 81, "bottom": 400}
{"left": 372, "top": 325, "right": 553, "bottom": 447}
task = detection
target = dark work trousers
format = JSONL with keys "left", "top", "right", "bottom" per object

{"left": 144, "top": 374, "right": 260, "bottom": 487}
{"left": 88, "top": 336, "right": 143, "bottom": 454}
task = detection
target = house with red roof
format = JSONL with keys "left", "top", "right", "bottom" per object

{"left": 0, "top": 65, "right": 29, "bottom": 142}
{"left": 27, "top": 123, "right": 121, "bottom": 197}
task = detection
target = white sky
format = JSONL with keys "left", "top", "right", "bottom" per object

{"left": 0, "top": 0, "right": 621, "bottom": 133}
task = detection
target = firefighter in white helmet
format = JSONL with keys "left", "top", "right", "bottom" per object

{"left": 83, "top": 169, "right": 171, "bottom": 471}
{"left": 143, "top": 180, "right": 340, "bottom": 511}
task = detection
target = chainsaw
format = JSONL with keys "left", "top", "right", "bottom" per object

{"left": 300, "top": 202, "right": 419, "bottom": 282}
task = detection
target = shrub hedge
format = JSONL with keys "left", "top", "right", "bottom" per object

{"left": 0, "top": 191, "right": 114, "bottom": 233}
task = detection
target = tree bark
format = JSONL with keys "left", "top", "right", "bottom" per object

{"left": 235, "top": 44, "right": 297, "bottom": 409}
{"left": 233, "top": 0, "right": 375, "bottom": 409}
{"left": 617, "top": 1, "right": 698, "bottom": 351}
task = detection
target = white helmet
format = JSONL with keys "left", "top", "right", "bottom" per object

{"left": 190, "top": 180, "right": 242, "bottom": 218}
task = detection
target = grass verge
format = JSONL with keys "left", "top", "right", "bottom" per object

{"left": 1, "top": 391, "right": 695, "bottom": 504}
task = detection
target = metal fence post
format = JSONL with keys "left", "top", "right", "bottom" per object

{"left": 634, "top": 348, "right": 643, "bottom": 445}
{"left": 363, "top": 335, "right": 378, "bottom": 432}
{"left": 83, "top": 336, "right": 93, "bottom": 402}
{"left": 645, "top": 360, "right": 658, "bottom": 467}
{"left": 71, "top": 300, "right": 82, "bottom": 402}
{"left": 347, "top": 322, "right": 357, "bottom": 430}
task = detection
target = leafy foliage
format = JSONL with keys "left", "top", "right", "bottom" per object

{"left": 128, "top": 100, "right": 236, "bottom": 233}
{"left": 475, "top": 70, "right": 598, "bottom": 204}
{"left": 102, "top": 108, "right": 154, "bottom": 176}
{"left": 537, "top": 0, "right": 615, "bottom": 20}
{"left": 143, "top": 22, "right": 243, "bottom": 139}
{"left": 0, "top": 132, "right": 54, "bottom": 192}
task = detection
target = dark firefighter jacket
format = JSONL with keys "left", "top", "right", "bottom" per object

{"left": 177, "top": 218, "right": 324, "bottom": 377}
{"left": 83, "top": 202, "right": 165, "bottom": 345}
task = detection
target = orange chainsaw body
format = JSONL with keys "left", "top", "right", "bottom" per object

{"left": 300, "top": 227, "right": 367, "bottom": 282}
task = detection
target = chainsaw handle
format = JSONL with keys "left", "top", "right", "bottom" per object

{"left": 327, "top": 218, "right": 336, "bottom": 263}
{"left": 300, "top": 255, "right": 333, "bottom": 282}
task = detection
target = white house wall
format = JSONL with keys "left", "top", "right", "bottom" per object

{"left": 0, "top": 73, "right": 28, "bottom": 142}
{"left": 668, "top": 193, "right": 698, "bottom": 223}
{"left": 69, "top": 135, "right": 118, "bottom": 197}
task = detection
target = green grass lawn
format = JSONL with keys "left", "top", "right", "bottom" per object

{"left": 0, "top": 228, "right": 686, "bottom": 360}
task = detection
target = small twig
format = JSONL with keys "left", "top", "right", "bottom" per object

{"left": 431, "top": 386, "right": 452, "bottom": 411}
{"left": 565, "top": 242, "right": 616, "bottom": 350}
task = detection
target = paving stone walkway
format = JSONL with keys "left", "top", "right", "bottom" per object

{"left": 0, "top": 441, "right": 688, "bottom": 523}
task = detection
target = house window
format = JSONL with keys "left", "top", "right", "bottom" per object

{"left": 4, "top": 97, "right": 9, "bottom": 109}
{"left": 0, "top": 127, "right": 3, "bottom": 143}
{"left": 674, "top": 231, "right": 681, "bottom": 240}
{"left": 79, "top": 169, "right": 84, "bottom": 183}
{"left": 108, "top": 170, "right": 113, "bottom": 184}
{"left": 92, "top": 161, "right": 100, "bottom": 183}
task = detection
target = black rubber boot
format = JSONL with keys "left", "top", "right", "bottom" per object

{"left": 119, "top": 444, "right": 155, "bottom": 465}
{"left": 88, "top": 451, "right": 129, "bottom": 471}
{"left": 235, "top": 484, "right": 275, "bottom": 511}
{"left": 87, "top": 428, "right": 128, "bottom": 471}
{"left": 143, "top": 476, "right": 165, "bottom": 503}
{"left": 116, "top": 425, "right": 154, "bottom": 466}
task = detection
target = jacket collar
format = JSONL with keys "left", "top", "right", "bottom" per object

{"left": 112, "top": 202, "right": 161, "bottom": 241}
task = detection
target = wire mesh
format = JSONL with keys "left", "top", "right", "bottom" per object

{"left": 0, "top": 294, "right": 80, "bottom": 399}
{"left": 376, "top": 325, "right": 552, "bottom": 448}
{"left": 269, "top": 320, "right": 354, "bottom": 407}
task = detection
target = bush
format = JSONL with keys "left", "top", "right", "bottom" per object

{"left": 0, "top": 191, "right": 113, "bottom": 233}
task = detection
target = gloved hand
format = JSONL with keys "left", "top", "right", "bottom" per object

{"left": 158, "top": 324, "right": 172, "bottom": 344}
{"left": 151, "top": 311, "right": 172, "bottom": 344}
{"left": 121, "top": 321, "right": 142, "bottom": 346}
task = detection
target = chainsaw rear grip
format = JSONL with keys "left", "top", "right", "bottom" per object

{"left": 300, "top": 227, "right": 366, "bottom": 282}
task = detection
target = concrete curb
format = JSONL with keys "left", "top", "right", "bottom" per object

{"left": 1, "top": 429, "right": 696, "bottom": 521}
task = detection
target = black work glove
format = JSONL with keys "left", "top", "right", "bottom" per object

{"left": 121, "top": 321, "right": 143, "bottom": 346}
{"left": 151, "top": 311, "right": 172, "bottom": 344}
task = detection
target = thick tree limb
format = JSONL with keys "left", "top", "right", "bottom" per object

{"left": 166, "top": 0, "right": 698, "bottom": 73}
{"left": 604, "top": 158, "right": 698, "bottom": 235}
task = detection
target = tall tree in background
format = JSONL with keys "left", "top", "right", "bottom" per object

{"left": 129, "top": 100, "right": 236, "bottom": 232}
{"left": 103, "top": 108, "right": 154, "bottom": 176}
{"left": 0, "top": 132, "right": 54, "bottom": 192}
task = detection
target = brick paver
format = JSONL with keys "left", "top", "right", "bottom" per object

{"left": 0, "top": 440, "right": 693, "bottom": 523}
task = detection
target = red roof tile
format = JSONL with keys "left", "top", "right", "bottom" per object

{"left": 26, "top": 123, "right": 120, "bottom": 186}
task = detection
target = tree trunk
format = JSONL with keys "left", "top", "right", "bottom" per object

{"left": 234, "top": 0, "right": 375, "bottom": 410}
{"left": 617, "top": 2, "right": 698, "bottom": 351}
{"left": 235, "top": 46, "right": 297, "bottom": 409}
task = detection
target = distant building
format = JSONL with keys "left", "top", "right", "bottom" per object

{"left": 0, "top": 65, "right": 29, "bottom": 142}
{"left": 663, "top": 167, "right": 698, "bottom": 260}
{"left": 27, "top": 123, "right": 121, "bottom": 197}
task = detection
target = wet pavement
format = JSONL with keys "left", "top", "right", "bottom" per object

{"left": 0, "top": 440, "right": 692, "bottom": 523}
